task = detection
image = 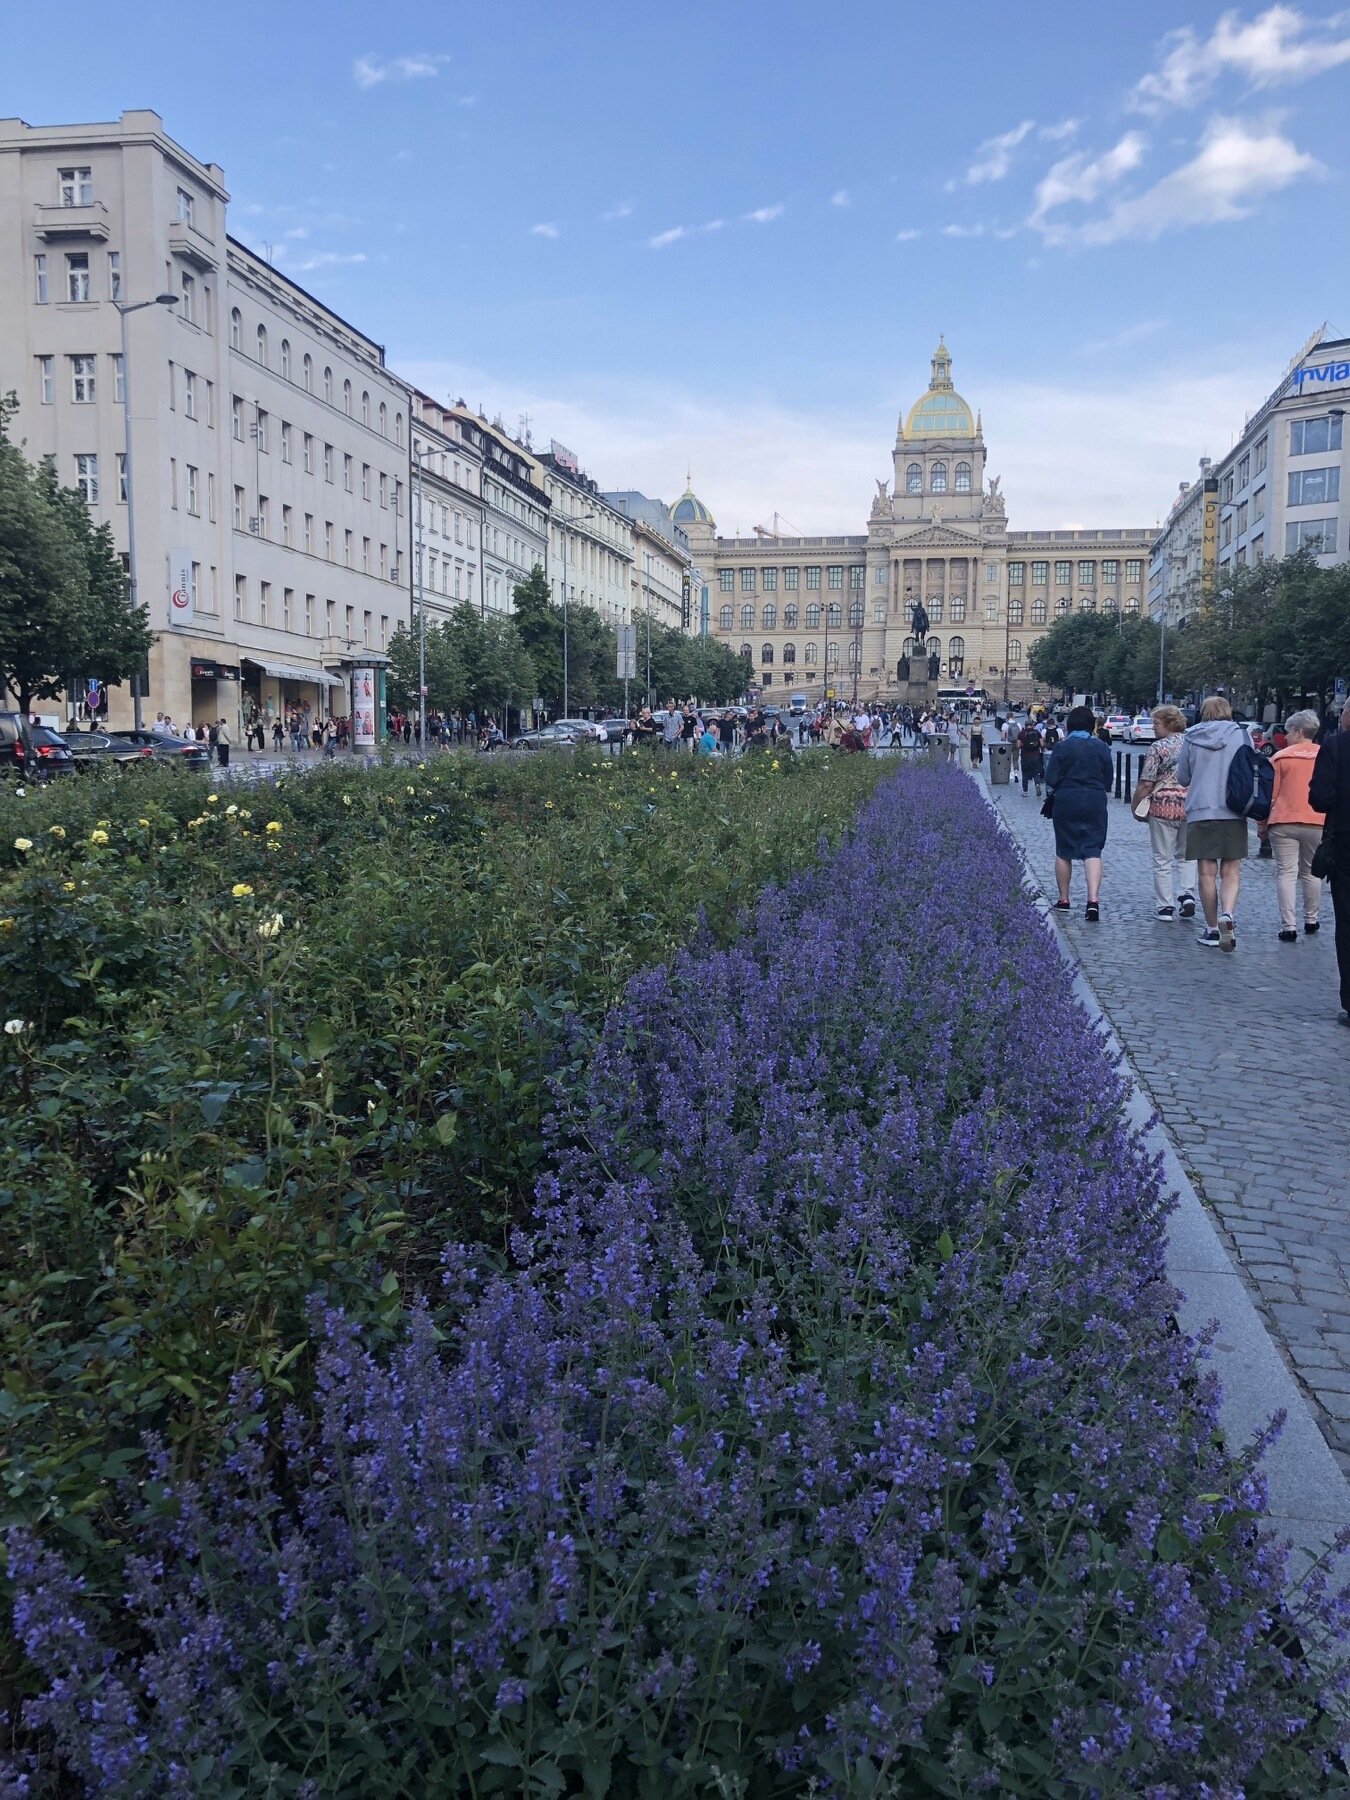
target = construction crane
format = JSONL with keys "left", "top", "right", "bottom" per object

{"left": 751, "top": 511, "right": 803, "bottom": 540}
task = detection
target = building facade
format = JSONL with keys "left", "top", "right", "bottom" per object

{"left": 685, "top": 341, "right": 1152, "bottom": 703}
{"left": 1148, "top": 457, "right": 1217, "bottom": 631}
{"left": 411, "top": 391, "right": 484, "bottom": 624}
{"left": 532, "top": 447, "right": 633, "bottom": 628}
{"left": 605, "top": 490, "right": 696, "bottom": 636}
{"left": 0, "top": 109, "right": 414, "bottom": 733}
{"left": 447, "top": 405, "right": 549, "bottom": 615}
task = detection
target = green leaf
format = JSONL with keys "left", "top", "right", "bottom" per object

{"left": 305, "top": 1019, "right": 336, "bottom": 1061}
{"left": 937, "top": 1228, "right": 955, "bottom": 1262}
{"left": 433, "top": 1112, "right": 458, "bottom": 1146}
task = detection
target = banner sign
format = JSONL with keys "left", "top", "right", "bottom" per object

{"left": 352, "top": 668, "right": 376, "bottom": 746}
{"left": 168, "top": 549, "right": 194, "bottom": 629}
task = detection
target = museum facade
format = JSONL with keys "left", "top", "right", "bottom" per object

{"left": 675, "top": 341, "right": 1153, "bottom": 704}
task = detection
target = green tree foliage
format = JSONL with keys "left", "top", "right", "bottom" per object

{"left": 1168, "top": 551, "right": 1350, "bottom": 711}
{"left": 0, "top": 392, "right": 152, "bottom": 715}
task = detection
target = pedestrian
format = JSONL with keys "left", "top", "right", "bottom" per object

{"left": 1308, "top": 698, "right": 1350, "bottom": 1028}
{"left": 969, "top": 712, "right": 984, "bottom": 766}
{"left": 1005, "top": 714, "right": 1021, "bottom": 779}
{"left": 1018, "top": 718, "right": 1045, "bottom": 795}
{"left": 681, "top": 705, "right": 699, "bottom": 753}
{"left": 1257, "top": 709, "right": 1325, "bottom": 942}
{"left": 272, "top": 716, "right": 284, "bottom": 751}
{"left": 946, "top": 716, "right": 963, "bottom": 763}
{"left": 215, "top": 717, "right": 231, "bottom": 768}
{"left": 1175, "top": 696, "right": 1250, "bottom": 952}
{"left": 633, "top": 707, "right": 658, "bottom": 750}
{"left": 1130, "top": 705, "right": 1197, "bottom": 920}
{"left": 661, "top": 708, "right": 682, "bottom": 753}
{"left": 1044, "top": 704, "right": 1112, "bottom": 921}
{"left": 324, "top": 717, "right": 338, "bottom": 760}
{"left": 697, "top": 717, "right": 719, "bottom": 757}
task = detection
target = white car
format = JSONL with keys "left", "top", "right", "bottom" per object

{"left": 1104, "top": 713, "right": 1133, "bottom": 740}
{"left": 1129, "top": 713, "right": 1157, "bottom": 744}
{"left": 554, "top": 717, "right": 606, "bottom": 743}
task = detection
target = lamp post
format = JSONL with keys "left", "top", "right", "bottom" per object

{"left": 643, "top": 551, "right": 654, "bottom": 706}
{"left": 413, "top": 444, "right": 432, "bottom": 747}
{"left": 115, "top": 292, "right": 179, "bottom": 728}
{"left": 558, "top": 506, "right": 596, "bottom": 720}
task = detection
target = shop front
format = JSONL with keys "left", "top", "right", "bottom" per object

{"left": 240, "top": 657, "right": 348, "bottom": 749}
{"left": 188, "top": 659, "right": 241, "bottom": 735}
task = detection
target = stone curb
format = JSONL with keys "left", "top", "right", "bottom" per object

{"left": 972, "top": 765, "right": 1350, "bottom": 1593}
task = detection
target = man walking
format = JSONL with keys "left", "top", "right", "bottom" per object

{"left": 215, "top": 717, "right": 231, "bottom": 769}
{"left": 1019, "top": 718, "right": 1046, "bottom": 795}
{"left": 1309, "top": 698, "right": 1350, "bottom": 1028}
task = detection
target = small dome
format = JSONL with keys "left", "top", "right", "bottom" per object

{"left": 672, "top": 479, "right": 715, "bottom": 528}
{"left": 902, "top": 336, "right": 976, "bottom": 440}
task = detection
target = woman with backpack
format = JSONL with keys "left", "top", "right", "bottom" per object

{"left": 1175, "top": 695, "right": 1251, "bottom": 952}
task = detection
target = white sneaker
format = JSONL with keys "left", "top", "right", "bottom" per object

{"left": 1218, "top": 913, "right": 1236, "bottom": 953}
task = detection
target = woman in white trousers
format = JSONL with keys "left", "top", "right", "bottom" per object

{"left": 1132, "top": 705, "right": 1197, "bottom": 920}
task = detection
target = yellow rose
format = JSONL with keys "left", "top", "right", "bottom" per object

{"left": 13, "top": 838, "right": 33, "bottom": 853}
{"left": 771, "top": 760, "right": 780, "bottom": 771}
{"left": 88, "top": 829, "right": 109, "bottom": 845}
{"left": 207, "top": 794, "right": 218, "bottom": 804}
{"left": 48, "top": 825, "right": 66, "bottom": 839}
{"left": 230, "top": 882, "right": 254, "bottom": 898}
{"left": 138, "top": 818, "right": 150, "bottom": 828}
{"left": 225, "top": 804, "right": 238, "bottom": 817}
{"left": 0, "top": 918, "right": 14, "bottom": 931}
{"left": 265, "top": 821, "right": 282, "bottom": 834}
{"left": 256, "top": 912, "right": 284, "bottom": 939}
{"left": 62, "top": 881, "right": 76, "bottom": 893}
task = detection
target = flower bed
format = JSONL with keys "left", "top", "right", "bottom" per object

{"left": 7, "top": 764, "right": 1348, "bottom": 1796}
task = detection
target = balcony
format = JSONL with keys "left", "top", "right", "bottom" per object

{"left": 33, "top": 201, "right": 110, "bottom": 242}
{"left": 169, "top": 218, "right": 218, "bottom": 271}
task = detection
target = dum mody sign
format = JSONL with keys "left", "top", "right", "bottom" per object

{"left": 1293, "top": 357, "right": 1350, "bottom": 393}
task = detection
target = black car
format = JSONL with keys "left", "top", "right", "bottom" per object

{"left": 27, "top": 726, "right": 76, "bottom": 777}
{"left": 64, "top": 729, "right": 158, "bottom": 773}
{"left": 0, "top": 713, "right": 76, "bottom": 779}
{"left": 117, "top": 729, "right": 212, "bottom": 771}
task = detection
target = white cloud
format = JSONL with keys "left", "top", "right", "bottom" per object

{"left": 602, "top": 201, "right": 634, "bottom": 221}
{"left": 1081, "top": 318, "right": 1170, "bottom": 353}
{"left": 1040, "top": 117, "right": 1082, "bottom": 143}
{"left": 1131, "top": 4, "right": 1350, "bottom": 111}
{"left": 281, "top": 251, "right": 369, "bottom": 274}
{"left": 531, "top": 222, "right": 560, "bottom": 239}
{"left": 282, "top": 226, "right": 309, "bottom": 240}
{"left": 744, "top": 203, "right": 785, "bottom": 224}
{"left": 1030, "top": 131, "right": 1149, "bottom": 237}
{"left": 941, "top": 223, "right": 985, "bottom": 237}
{"left": 1079, "top": 116, "right": 1321, "bottom": 243}
{"left": 831, "top": 188, "right": 851, "bottom": 207}
{"left": 965, "top": 119, "right": 1035, "bottom": 184}
{"left": 648, "top": 225, "right": 688, "bottom": 249}
{"left": 353, "top": 51, "right": 450, "bottom": 90}
{"left": 895, "top": 228, "right": 922, "bottom": 241}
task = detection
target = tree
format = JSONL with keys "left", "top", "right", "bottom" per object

{"left": 1027, "top": 613, "right": 1116, "bottom": 696}
{"left": 446, "top": 602, "right": 534, "bottom": 726}
{"left": 0, "top": 392, "right": 151, "bottom": 716}
{"left": 386, "top": 620, "right": 466, "bottom": 715}
{"left": 510, "top": 567, "right": 563, "bottom": 707}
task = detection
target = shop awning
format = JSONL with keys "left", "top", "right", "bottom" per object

{"left": 242, "top": 657, "right": 345, "bottom": 688}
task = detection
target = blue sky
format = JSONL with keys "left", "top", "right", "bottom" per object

{"left": 5, "top": 0, "right": 1349, "bottom": 530}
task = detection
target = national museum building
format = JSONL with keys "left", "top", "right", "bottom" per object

{"left": 676, "top": 341, "right": 1152, "bottom": 704}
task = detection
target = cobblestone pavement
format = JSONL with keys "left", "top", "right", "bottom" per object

{"left": 982, "top": 770, "right": 1350, "bottom": 1472}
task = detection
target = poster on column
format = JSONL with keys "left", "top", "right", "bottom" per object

{"left": 353, "top": 668, "right": 376, "bottom": 746}
{"left": 168, "top": 549, "right": 194, "bottom": 629}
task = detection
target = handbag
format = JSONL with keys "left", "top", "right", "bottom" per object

{"left": 1132, "top": 793, "right": 1152, "bottom": 820}
{"left": 1040, "top": 793, "right": 1055, "bottom": 819}
{"left": 1311, "top": 824, "right": 1337, "bottom": 881}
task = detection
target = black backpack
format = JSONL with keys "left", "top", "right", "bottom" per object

{"left": 1224, "top": 742, "right": 1274, "bottom": 820}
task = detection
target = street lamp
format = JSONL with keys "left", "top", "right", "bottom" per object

{"left": 413, "top": 443, "right": 432, "bottom": 747}
{"left": 559, "top": 507, "right": 596, "bottom": 719}
{"left": 115, "top": 292, "right": 179, "bottom": 728}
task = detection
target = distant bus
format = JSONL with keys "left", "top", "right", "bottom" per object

{"left": 937, "top": 685, "right": 990, "bottom": 711}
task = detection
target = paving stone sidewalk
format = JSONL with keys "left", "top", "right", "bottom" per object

{"left": 982, "top": 770, "right": 1350, "bottom": 1472}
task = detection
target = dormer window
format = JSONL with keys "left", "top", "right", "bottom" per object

{"left": 59, "top": 167, "right": 92, "bottom": 207}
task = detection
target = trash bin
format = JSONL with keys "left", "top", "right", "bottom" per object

{"left": 925, "top": 738, "right": 945, "bottom": 766}
{"left": 989, "top": 741, "right": 1011, "bottom": 785}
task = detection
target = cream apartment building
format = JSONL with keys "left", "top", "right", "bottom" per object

{"left": 0, "top": 109, "right": 412, "bottom": 734}
{"left": 531, "top": 446, "right": 633, "bottom": 628}
{"left": 682, "top": 341, "right": 1152, "bottom": 704}
{"left": 411, "top": 391, "right": 484, "bottom": 623}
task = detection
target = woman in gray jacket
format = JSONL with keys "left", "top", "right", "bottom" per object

{"left": 1175, "top": 695, "right": 1250, "bottom": 951}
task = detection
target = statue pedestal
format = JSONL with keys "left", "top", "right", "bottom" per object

{"left": 901, "top": 679, "right": 934, "bottom": 707}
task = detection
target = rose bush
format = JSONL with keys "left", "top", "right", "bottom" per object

{"left": 7, "top": 764, "right": 1345, "bottom": 1796}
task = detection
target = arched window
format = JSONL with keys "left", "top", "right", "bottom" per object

{"left": 948, "top": 635, "right": 966, "bottom": 672}
{"left": 902, "top": 637, "right": 918, "bottom": 659}
{"left": 229, "top": 308, "right": 242, "bottom": 350}
{"left": 256, "top": 324, "right": 267, "bottom": 366}
{"left": 848, "top": 598, "right": 864, "bottom": 628}
{"left": 1056, "top": 595, "right": 1071, "bottom": 616}
{"left": 280, "top": 339, "right": 291, "bottom": 379}
{"left": 806, "top": 602, "right": 821, "bottom": 629}
{"left": 1101, "top": 595, "right": 1117, "bottom": 613}
{"left": 847, "top": 641, "right": 861, "bottom": 668}
{"left": 394, "top": 412, "right": 404, "bottom": 445}
{"left": 783, "top": 601, "right": 798, "bottom": 629}
{"left": 782, "top": 642, "right": 797, "bottom": 665}
{"left": 930, "top": 462, "right": 948, "bottom": 494}
{"left": 1079, "top": 596, "right": 1096, "bottom": 614}
{"left": 906, "top": 462, "right": 922, "bottom": 494}
{"left": 739, "top": 642, "right": 753, "bottom": 661}
{"left": 740, "top": 603, "right": 754, "bottom": 629}
{"left": 925, "top": 635, "right": 941, "bottom": 659}
{"left": 378, "top": 401, "right": 388, "bottom": 436}
{"left": 1008, "top": 638, "right": 1023, "bottom": 667}
{"left": 303, "top": 353, "right": 313, "bottom": 392}
{"left": 761, "top": 602, "right": 776, "bottom": 630}
{"left": 323, "top": 367, "right": 333, "bottom": 403}
{"left": 955, "top": 461, "right": 972, "bottom": 493}
{"left": 1125, "top": 597, "right": 1140, "bottom": 615}
{"left": 343, "top": 379, "right": 352, "bottom": 415}
{"left": 719, "top": 603, "right": 733, "bottom": 630}
{"left": 804, "top": 642, "right": 818, "bottom": 665}
{"left": 826, "top": 642, "right": 840, "bottom": 668}
{"left": 1031, "top": 596, "right": 1047, "bottom": 623}
{"left": 826, "top": 600, "right": 842, "bottom": 629}
{"left": 361, "top": 391, "right": 370, "bottom": 426}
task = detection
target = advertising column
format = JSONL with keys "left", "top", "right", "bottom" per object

{"left": 352, "top": 668, "right": 376, "bottom": 747}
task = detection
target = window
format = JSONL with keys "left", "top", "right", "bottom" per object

{"left": 234, "top": 576, "right": 246, "bottom": 621}
{"left": 826, "top": 600, "right": 842, "bottom": 629}
{"left": 719, "top": 603, "right": 733, "bottom": 629}
{"left": 906, "top": 463, "right": 922, "bottom": 494}
{"left": 231, "top": 396, "right": 243, "bottom": 441}
{"left": 950, "top": 596, "right": 966, "bottom": 622}
{"left": 70, "top": 355, "right": 95, "bottom": 403}
{"left": 984, "top": 561, "right": 998, "bottom": 584}
{"left": 784, "top": 567, "right": 799, "bottom": 590}
{"left": 107, "top": 250, "right": 120, "bottom": 301}
{"left": 806, "top": 567, "right": 821, "bottom": 589}
{"left": 928, "top": 596, "right": 943, "bottom": 623}
{"left": 930, "top": 462, "right": 947, "bottom": 493}
{"left": 66, "top": 253, "right": 90, "bottom": 302}
{"left": 1125, "top": 597, "right": 1140, "bottom": 614}
{"left": 739, "top": 642, "right": 753, "bottom": 661}
{"left": 178, "top": 270, "right": 195, "bottom": 324}
{"left": 34, "top": 255, "right": 48, "bottom": 303}
{"left": 1237, "top": 454, "right": 1250, "bottom": 489}
{"left": 804, "top": 642, "right": 818, "bottom": 665}
{"left": 1289, "top": 467, "right": 1340, "bottom": 507}
{"left": 38, "top": 356, "right": 53, "bottom": 404}
{"left": 205, "top": 380, "right": 214, "bottom": 427}
{"left": 740, "top": 602, "right": 754, "bottom": 629}
{"left": 378, "top": 401, "right": 387, "bottom": 435}
{"left": 985, "top": 595, "right": 998, "bottom": 622}
{"left": 361, "top": 463, "right": 370, "bottom": 500}
{"left": 233, "top": 486, "right": 244, "bottom": 529}
{"left": 1031, "top": 596, "right": 1047, "bottom": 624}
{"left": 303, "top": 353, "right": 313, "bottom": 392}
{"left": 1286, "top": 518, "right": 1338, "bottom": 555}
{"left": 280, "top": 421, "right": 292, "bottom": 464}
{"left": 874, "top": 566, "right": 886, "bottom": 586}
{"left": 282, "top": 504, "right": 292, "bottom": 546}
{"left": 1126, "top": 559, "right": 1143, "bottom": 583}
{"left": 782, "top": 642, "right": 797, "bottom": 665}
{"left": 1219, "top": 515, "right": 1233, "bottom": 549}
{"left": 304, "top": 513, "right": 313, "bottom": 552}
{"left": 171, "top": 185, "right": 194, "bottom": 224}
{"left": 848, "top": 565, "right": 864, "bottom": 590}
{"left": 1252, "top": 534, "right": 1265, "bottom": 562}
{"left": 1054, "top": 560, "right": 1071, "bottom": 584}
{"left": 828, "top": 566, "right": 843, "bottom": 589}
{"left": 252, "top": 325, "right": 266, "bottom": 368}
{"left": 184, "top": 370, "right": 197, "bottom": 418}
{"left": 1220, "top": 473, "right": 1234, "bottom": 503}
{"left": 184, "top": 464, "right": 198, "bottom": 515}
{"left": 344, "top": 529, "right": 353, "bottom": 566}
{"left": 362, "top": 536, "right": 371, "bottom": 572}
{"left": 1008, "top": 597, "right": 1024, "bottom": 625}
{"left": 1079, "top": 596, "right": 1096, "bottom": 613}
{"left": 361, "top": 390, "right": 370, "bottom": 426}
{"left": 873, "top": 600, "right": 887, "bottom": 623}
{"left": 206, "top": 472, "right": 214, "bottom": 519}
{"left": 826, "top": 643, "right": 840, "bottom": 668}
{"left": 1236, "top": 502, "right": 1248, "bottom": 535}
{"left": 1254, "top": 436, "right": 1268, "bottom": 474}
{"left": 394, "top": 413, "right": 403, "bottom": 446}
{"left": 1291, "top": 416, "right": 1343, "bottom": 455}
{"left": 1008, "top": 562, "right": 1024, "bottom": 585}
{"left": 741, "top": 568, "right": 756, "bottom": 593}
{"left": 806, "top": 602, "right": 821, "bottom": 628}
{"left": 783, "top": 601, "right": 798, "bottom": 629}
{"left": 117, "top": 454, "right": 128, "bottom": 503}
{"left": 948, "top": 635, "right": 966, "bottom": 670}
{"left": 343, "top": 453, "right": 353, "bottom": 492}
{"left": 60, "top": 167, "right": 93, "bottom": 207}
{"left": 1078, "top": 560, "right": 1096, "bottom": 585}
{"left": 955, "top": 461, "right": 972, "bottom": 493}
{"left": 848, "top": 598, "right": 864, "bottom": 628}
{"left": 75, "top": 453, "right": 98, "bottom": 503}
{"left": 230, "top": 309, "right": 242, "bottom": 350}
{"left": 167, "top": 359, "right": 175, "bottom": 410}
{"left": 1008, "top": 638, "right": 1023, "bottom": 667}
{"left": 323, "top": 444, "right": 333, "bottom": 483}
{"left": 762, "top": 602, "right": 776, "bottom": 629}
{"left": 1056, "top": 595, "right": 1071, "bottom": 616}
{"left": 1097, "top": 558, "right": 1116, "bottom": 583}
{"left": 762, "top": 566, "right": 777, "bottom": 591}
{"left": 758, "top": 643, "right": 775, "bottom": 666}
{"left": 323, "top": 367, "right": 333, "bottom": 403}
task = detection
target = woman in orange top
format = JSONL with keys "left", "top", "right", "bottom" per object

{"left": 1258, "top": 709, "right": 1326, "bottom": 941}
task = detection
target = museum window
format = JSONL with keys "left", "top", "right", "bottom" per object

{"left": 740, "top": 603, "right": 754, "bottom": 629}
{"left": 873, "top": 601, "right": 886, "bottom": 623}
{"left": 741, "top": 568, "right": 756, "bottom": 593}
{"left": 848, "top": 599, "right": 863, "bottom": 628}
{"left": 806, "top": 602, "right": 821, "bottom": 628}
{"left": 928, "top": 597, "right": 943, "bottom": 623}
{"left": 1031, "top": 561, "right": 1047, "bottom": 584}
{"left": 1056, "top": 595, "right": 1071, "bottom": 616}
{"left": 1101, "top": 559, "right": 1119, "bottom": 582}
{"left": 804, "top": 642, "right": 818, "bottom": 664}
{"left": 1008, "top": 638, "right": 1023, "bottom": 667}
{"left": 847, "top": 642, "right": 861, "bottom": 669}
{"left": 930, "top": 462, "right": 947, "bottom": 494}
{"left": 1008, "top": 562, "right": 1024, "bottom": 585}
{"left": 782, "top": 642, "right": 797, "bottom": 665}
{"left": 985, "top": 595, "right": 998, "bottom": 622}
{"left": 762, "top": 603, "right": 777, "bottom": 630}
{"left": 826, "top": 601, "right": 842, "bottom": 629}
{"left": 1125, "top": 598, "right": 1140, "bottom": 614}
{"left": 806, "top": 567, "right": 821, "bottom": 589}
{"left": 828, "top": 566, "right": 843, "bottom": 589}
{"left": 826, "top": 643, "right": 840, "bottom": 668}
{"left": 1079, "top": 596, "right": 1096, "bottom": 613}
{"left": 719, "top": 604, "right": 733, "bottom": 629}
{"left": 950, "top": 596, "right": 966, "bottom": 622}
{"left": 761, "top": 643, "right": 774, "bottom": 665}
{"left": 783, "top": 567, "right": 799, "bottom": 590}
{"left": 762, "top": 566, "right": 777, "bottom": 591}
{"left": 1055, "top": 560, "right": 1071, "bottom": 584}
{"left": 1077, "top": 560, "right": 1095, "bottom": 585}
{"left": 948, "top": 634, "right": 965, "bottom": 668}
{"left": 1031, "top": 596, "right": 1047, "bottom": 623}
{"left": 954, "top": 461, "right": 972, "bottom": 493}
{"left": 739, "top": 642, "right": 752, "bottom": 661}
{"left": 850, "top": 566, "right": 864, "bottom": 589}
{"left": 906, "top": 462, "right": 922, "bottom": 494}
{"left": 874, "top": 566, "right": 886, "bottom": 585}
{"left": 719, "top": 568, "right": 734, "bottom": 590}
{"left": 783, "top": 601, "right": 798, "bottom": 629}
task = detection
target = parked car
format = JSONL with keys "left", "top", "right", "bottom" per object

{"left": 63, "top": 728, "right": 157, "bottom": 773}
{"left": 117, "top": 729, "right": 212, "bottom": 771}
{"left": 554, "top": 717, "right": 606, "bottom": 743}
{"left": 1104, "top": 713, "right": 1134, "bottom": 740}
{"left": 508, "top": 724, "right": 581, "bottom": 751}
{"left": 25, "top": 724, "right": 77, "bottom": 778}
{"left": 595, "top": 718, "right": 630, "bottom": 744}
{"left": 1129, "top": 713, "right": 1157, "bottom": 744}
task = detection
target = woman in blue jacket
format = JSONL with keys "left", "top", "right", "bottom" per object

{"left": 1044, "top": 704, "right": 1113, "bottom": 921}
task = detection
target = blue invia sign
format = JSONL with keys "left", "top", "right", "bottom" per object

{"left": 1293, "top": 358, "right": 1350, "bottom": 390}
